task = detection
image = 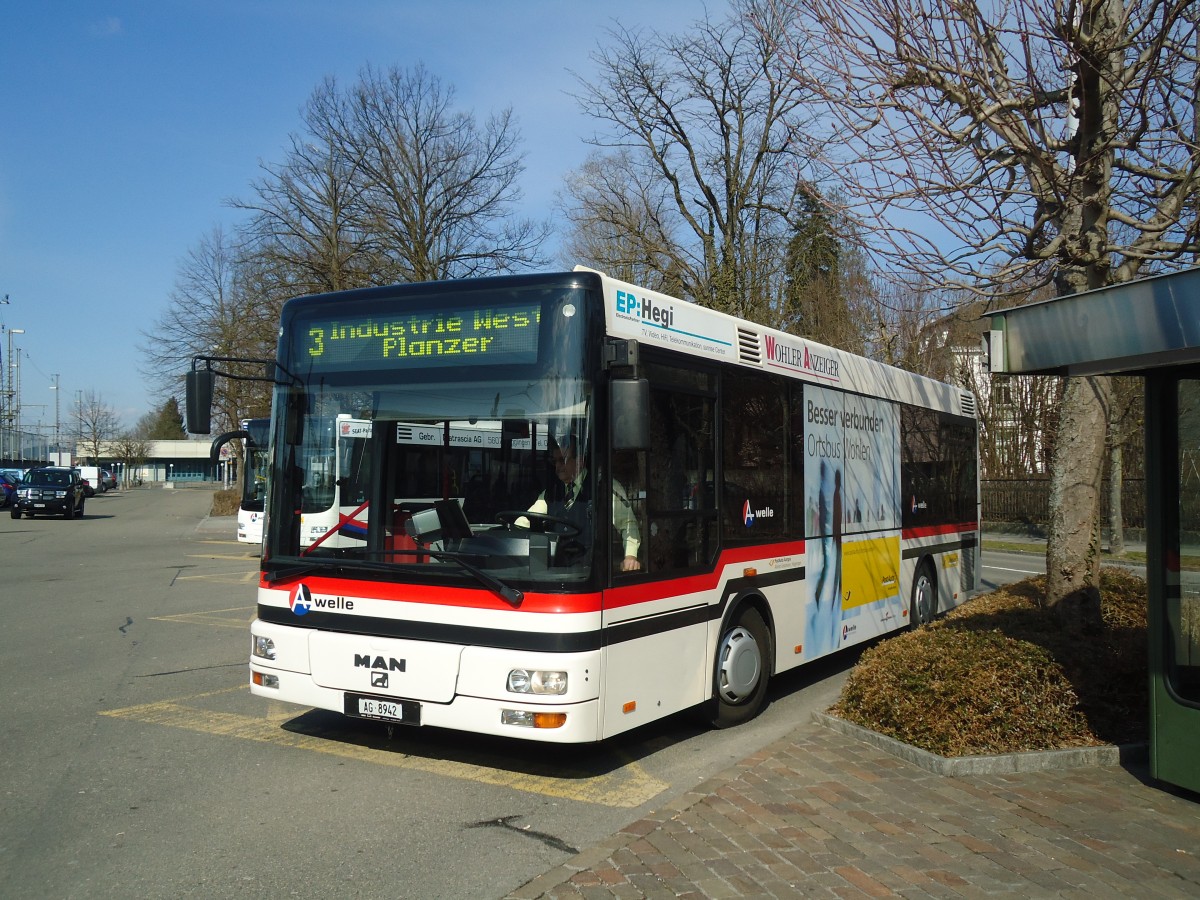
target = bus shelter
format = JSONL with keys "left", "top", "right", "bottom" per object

{"left": 984, "top": 267, "right": 1200, "bottom": 794}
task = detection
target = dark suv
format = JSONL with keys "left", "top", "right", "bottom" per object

{"left": 11, "top": 466, "right": 86, "bottom": 519}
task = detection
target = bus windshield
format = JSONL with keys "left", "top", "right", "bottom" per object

{"left": 265, "top": 277, "right": 601, "bottom": 591}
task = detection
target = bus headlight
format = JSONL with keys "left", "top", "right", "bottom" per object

{"left": 252, "top": 634, "right": 276, "bottom": 660}
{"left": 507, "top": 668, "right": 567, "bottom": 695}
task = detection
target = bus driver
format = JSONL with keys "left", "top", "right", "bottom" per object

{"left": 524, "top": 435, "right": 642, "bottom": 571}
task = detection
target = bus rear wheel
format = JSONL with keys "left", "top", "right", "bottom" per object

{"left": 710, "top": 607, "right": 771, "bottom": 728}
{"left": 910, "top": 561, "right": 937, "bottom": 629}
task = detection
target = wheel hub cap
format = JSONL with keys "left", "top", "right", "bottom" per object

{"left": 717, "top": 626, "right": 761, "bottom": 703}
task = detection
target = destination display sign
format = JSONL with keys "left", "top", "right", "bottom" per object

{"left": 294, "top": 302, "right": 542, "bottom": 372}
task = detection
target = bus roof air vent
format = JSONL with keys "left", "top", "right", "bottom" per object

{"left": 737, "top": 328, "right": 762, "bottom": 366}
{"left": 960, "top": 391, "right": 977, "bottom": 417}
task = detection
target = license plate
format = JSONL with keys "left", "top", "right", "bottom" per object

{"left": 33, "top": 503, "right": 46, "bottom": 508}
{"left": 344, "top": 693, "right": 420, "bottom": 726}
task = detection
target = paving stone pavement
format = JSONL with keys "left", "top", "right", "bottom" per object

{"left": 507, "top": 722, "right": 1200, "bottom": 899}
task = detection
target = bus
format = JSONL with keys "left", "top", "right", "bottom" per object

{"left": 238, "top": 418, "right": 270, "bottom": 544}
{"left": 188, "top": 268, "right": 980, "bottom": 743}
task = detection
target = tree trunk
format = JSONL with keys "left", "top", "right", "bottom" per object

{"left": 1045, "top": 375, "right": 1110, "bottom": 632}
{"left": 1108, "top": 438, "right": 1125, "bottom": 557}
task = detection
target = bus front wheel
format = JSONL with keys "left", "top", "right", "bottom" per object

{"left": 710, "top": 607, "right": 771, "bottom": 729}
{"left": 910, "top": 561, "right": 937, "bottom": 629}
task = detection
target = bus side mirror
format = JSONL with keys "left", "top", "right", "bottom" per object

{"left": 186, "top": 369, "right": 214, "bottom": 435}
{"left": 611, "top": 378, "right": 649, "bottom": 451}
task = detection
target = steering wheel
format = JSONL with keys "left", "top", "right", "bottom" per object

{"left": 494, "top": 510, "right": 582, "bottom": 538}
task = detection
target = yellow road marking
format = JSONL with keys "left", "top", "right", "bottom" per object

{"left": 101, "top": 687, "right": 667, "bottom": 808}
{"left": 174, "top": 569, "right": 259, "bottom": 584}
{"left": 150, "top": 607, "right": 255, "bottom": 629}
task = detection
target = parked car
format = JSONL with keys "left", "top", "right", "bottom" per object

{"left": 0, "top": 470, "right": 20, "bottom": 508}
{"left": 76, "top": 465, "right": 106, "bottom": 494}
{"left": 101, "top": 469, "right": 117, "bottom": 490}
{"left": 80, "top": 477, "right": 96, "bottom": 498}
{"left": 11, "top": 466, "right": 86, "bottom": 519}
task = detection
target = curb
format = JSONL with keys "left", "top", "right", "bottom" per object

{"left": 813, "top": 710, "right": 1148, "bottom": 775}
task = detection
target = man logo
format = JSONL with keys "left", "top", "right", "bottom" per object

{"left": 290, "top": 583, "right": 312, "bottom": 616}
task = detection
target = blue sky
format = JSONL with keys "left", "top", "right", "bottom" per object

{"left": 0, "top": 1, "right": 715, "bottom": 433}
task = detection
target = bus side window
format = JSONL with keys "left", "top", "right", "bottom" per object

{"left": 721, "top": 370, "right": 789, "bottom": 542}
{"left": 643, "top": 367, "right": 717, "bottom": 575}
{"left": 611, "top": 448, "right": 645, "bottom": 575}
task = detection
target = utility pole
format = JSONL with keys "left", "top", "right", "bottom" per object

{"left": 75, "top": 389, "right": 83, "bottom": 464}
{"left": 0, "top": 294, "right": 8, "bottom": 459}
{"left": 51, "top": 374, "right": 61, "bottom": 463}
{"left": 7, "top": 328, "right": 24, "bottom": 459}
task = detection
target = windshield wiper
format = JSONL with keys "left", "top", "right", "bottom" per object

{"left": 263, "top": 559, "right": 327, "bottom": 583}
{"left": 422, "top": 550, "right": 524, "bottom": 608}
{"left": 265, "top": 556, "right": 420, "bottom": 583}
{"left": 270, "top": 549, "right": 523, "bottom": 607}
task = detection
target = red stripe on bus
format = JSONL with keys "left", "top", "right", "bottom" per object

{"left": 261, "top": 540, "right": 806, "bottom": 615}
{"left": 901, "top": 522, "right": 978, "bottom": 540}
{"left": 262, "top": 573, "right": 604, "bottom": 614}
{"left": 604, "top": 540, "right": 807, "bottom": 609}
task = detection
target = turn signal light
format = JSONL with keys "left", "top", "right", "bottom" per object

{"left": 501, "top": 709, "right": 567, "bottom": 729}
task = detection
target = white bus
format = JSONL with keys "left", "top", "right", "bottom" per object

{"left": 237, "top": 418, "right": 270, "bottom": 545}
{"left": 189, "top": 268, "right": 979, "bottom": 742}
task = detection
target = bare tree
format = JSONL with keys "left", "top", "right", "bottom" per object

{"left": 341, "top": 63, "right": 550, "bottom": 281}
{"left": 140, "top": 227, "right": 274, "bottom": 435}
{"left": 571, "top": 0, "right": 826, "bottom": 325}
{"left": 108, "top": 432, "right": 150, "bottom": 488}
{"left": 777, "top": 0, "right": 1200, "bottom": 626}
{"left": 76, "top": 390, "right": 121, "bottom": 464}
{"left": 231, "top": 77, "right": 379, "bottom": 296}
{"left": 232, "top": 64, "right": 550, "bottom": 293}
{"left": 558, "top": 150, "right": 689, "bottom": 294}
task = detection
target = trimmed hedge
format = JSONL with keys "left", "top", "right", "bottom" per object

{"left": 830, "top": 569, "right": 1148, "bottom": 756}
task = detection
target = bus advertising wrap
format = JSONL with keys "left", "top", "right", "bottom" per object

{"left": 804, "top": 385, "right": 903, "bottom": 659}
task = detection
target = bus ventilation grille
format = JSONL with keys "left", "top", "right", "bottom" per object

{"left": 737, "top": 328, "right": 762, "bottom": 365}
{"left": 960, "top": 391, "right": 977, "bottom": 417}
{"left": 961, "top": 544, "right": 977, "bottom": 593}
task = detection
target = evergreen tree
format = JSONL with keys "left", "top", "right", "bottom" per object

{"left": 139, "top": 398, "right": 187, "bottom": 440}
